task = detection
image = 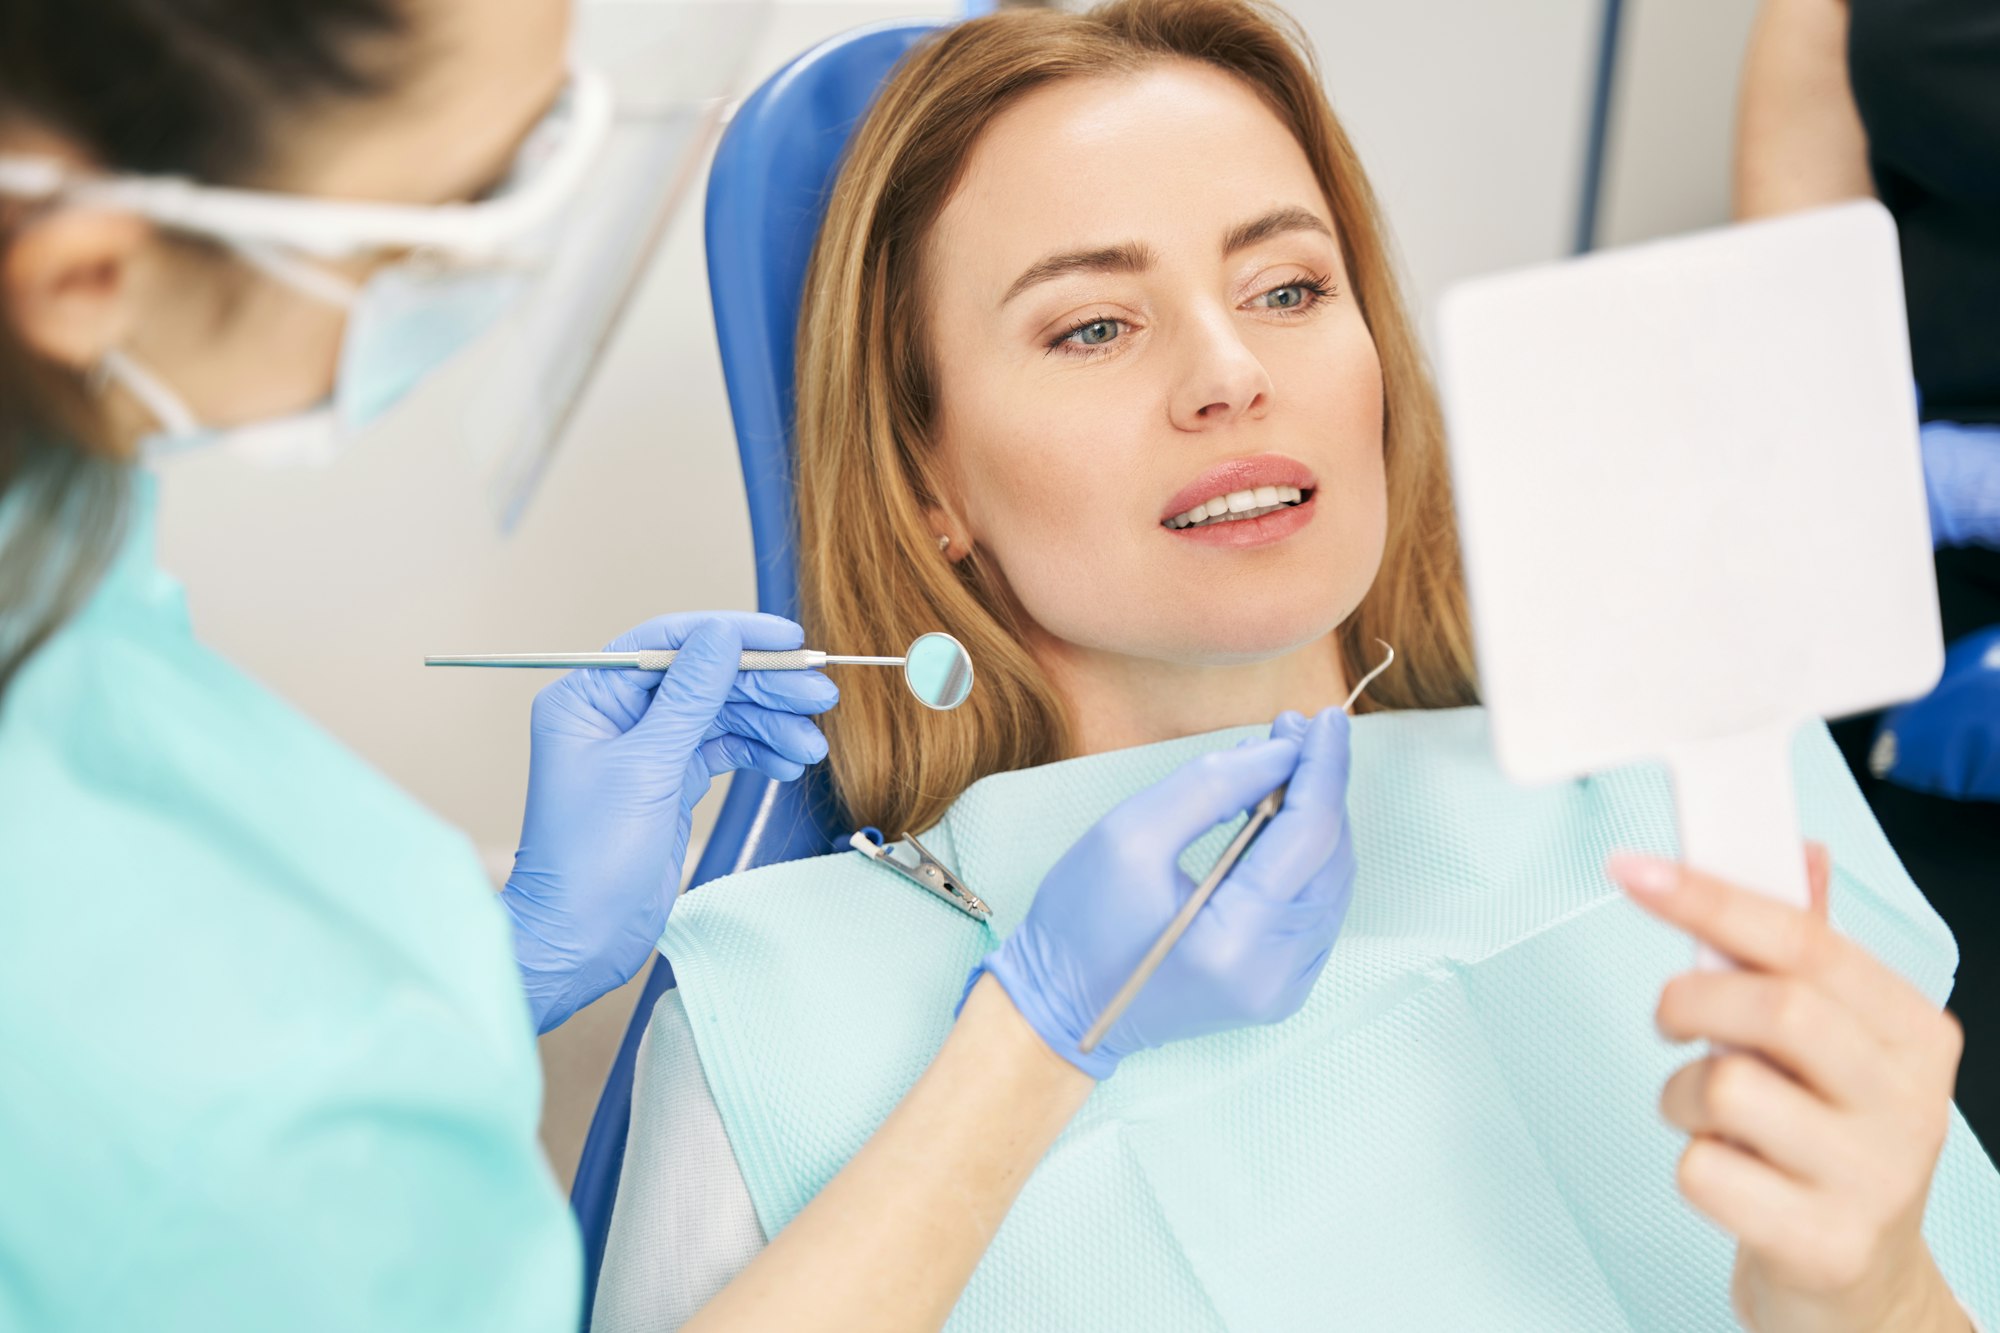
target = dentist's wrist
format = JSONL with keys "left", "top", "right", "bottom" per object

{"left": 952, "top": 972, "right": 1099, "bottom": 1107}
{"left": 962, "top": 938, "right": 1119, "bottom": 1082}
{"left": 500, "top": 880, "right": 584, "bottom": 1035}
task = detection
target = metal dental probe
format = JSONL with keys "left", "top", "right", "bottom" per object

{"left": 1076, "top": 642, "right": 1395, "bottom": 1056}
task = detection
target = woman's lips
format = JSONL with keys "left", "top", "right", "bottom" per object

{"left": 1166, "top": 489, "right": 1318, "bottom": 547}
{"left": 1159, "top": 453, "right": 1318, "bottom": 525}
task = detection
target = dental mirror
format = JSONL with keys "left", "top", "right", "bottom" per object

{"left": 424, "top": 632, "right": 979, "bottom": 712}
{"left": 902, "top": 632, "right": 975, "bottom": 711}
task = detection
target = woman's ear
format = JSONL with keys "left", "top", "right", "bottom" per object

{"left": 3, "top": 209, "right": 150, "bottom": 369}
{"left": 922, "top": 461, "right": 971, "bottom": 562}
{"left": 921, "top": 445, "right": 977, "bottom": 562}
{"left": 925, "top": 505, "right": 964, "bottom": 560}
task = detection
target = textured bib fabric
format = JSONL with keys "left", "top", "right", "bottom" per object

{"left": 660, "top": 709, "right": 1999, "bottom": 1331}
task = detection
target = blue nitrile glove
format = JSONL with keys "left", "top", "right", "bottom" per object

{"left": 502, "top": 613, "right": 837, "bottom": 1032}
{"left": 974, "top": 707, "right": 1355, "bottom": 1079}
{"left": 1921, "top": 418, "right": 2000, "bottom": 551}
{"left": 1871, "top": 625, "right": 2000, "bottom": 802}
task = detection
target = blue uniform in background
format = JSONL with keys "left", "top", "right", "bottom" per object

{"left": 0, "top": 478, "right": 580, "bottom": 1330}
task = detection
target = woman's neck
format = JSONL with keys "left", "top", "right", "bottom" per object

{"left": 1033, "top": 631, "right": 1349, "bottom": 757}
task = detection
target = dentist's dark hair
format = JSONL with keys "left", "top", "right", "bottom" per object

{"left": 0, "top": 0, "right": 406, "bottom": 697}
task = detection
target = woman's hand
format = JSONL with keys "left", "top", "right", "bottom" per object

{"left": 503, "top": 613, "right": 835, "bottom": 1033}
{"left": 1610, "top": 846, "right": 1972, "bottom": 1333}
{"left": 979, "top": 706, "right": 1355, "bottom": 1079}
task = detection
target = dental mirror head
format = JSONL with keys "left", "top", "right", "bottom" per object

{"left": 904, "top": 632, "right": 975, "bottom": 710}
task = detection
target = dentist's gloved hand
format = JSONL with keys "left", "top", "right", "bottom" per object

{"left": 1920, "top": 417, "right": 2000, "bottom": 551}
{"left": 503, "top": 613, "right": 836, "bottom": 1033}
{"left": 974, "top": 707, "right": 1355, "bottom": 1079}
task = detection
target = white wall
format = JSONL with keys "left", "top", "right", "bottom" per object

{"left": 1597, "top": 0, "right": 1762, "bottom": 248}
{"left": 1284, "top": 0, "right": 1764, "bottom": 299}
{"left": 1284, "top": 0, "right": 1603, "bottom": 330}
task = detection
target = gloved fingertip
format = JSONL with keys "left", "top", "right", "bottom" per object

{"left": 1244, "top": 735, "right": 1305, "bottom": 764}
{"left": 777, "top": 724, "right": 828, "bottom": 769}
{"left": 1281, "top": 711, "right": 1350, "bottom": 804}
{"left": 790, "top": 672, "right": 842, "bottom": 709}
{"left": 667, "top": 620, "right": 748, "bottom": 692}
{"left": 741, "top": 666, "right": 840, "bottom": 712}
{"left": 1308, "top": 705, "right": 1350, "bottom": 755}
{"left": 768, "top": 711, "right": 831, "bottom": 763}
{"left": 700, "top": 616, "right": 749, "bottom": 652}
{"left": 740, "top": 612, "right": 808, "bottom": 651}
{"left": 1206, "top": 735, "right": 1302, "bottom": 807}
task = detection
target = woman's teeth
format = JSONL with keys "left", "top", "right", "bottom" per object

{"left": 1165, "top": 485, "right": 1307, "bottom": 529}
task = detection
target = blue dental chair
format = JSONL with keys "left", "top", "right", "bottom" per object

{"left": 568, "top": 17, "right": 949, "bottom": 1322}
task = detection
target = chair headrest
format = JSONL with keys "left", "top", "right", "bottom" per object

{"left": 704, "top": 19, "right": 948, "bottom": 620}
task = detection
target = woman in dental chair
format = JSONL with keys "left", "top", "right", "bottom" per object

{"left": 594, "top": 2, "right": 1998, "bottom": 1328}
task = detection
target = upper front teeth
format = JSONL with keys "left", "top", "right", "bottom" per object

{"left": 1167, "top": 485, "right": 1306, "bottom": 529}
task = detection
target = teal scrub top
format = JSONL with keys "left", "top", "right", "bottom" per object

{"left": 0, "top": 478, "right": 581, "bottom": 1331}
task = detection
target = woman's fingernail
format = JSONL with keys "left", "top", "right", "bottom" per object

{"left": 1608, "top": 853, "right": 1677, "bottom": 895}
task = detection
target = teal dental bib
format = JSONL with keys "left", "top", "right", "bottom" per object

{"left": 660, "top": 708, "right": 1998, "bottom": 1331}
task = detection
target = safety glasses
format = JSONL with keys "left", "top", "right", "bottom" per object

{"left": 0, "top": 67, "right": 614, "bottom": 264}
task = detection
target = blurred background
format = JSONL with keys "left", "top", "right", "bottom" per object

{"left": 145, "top": 0, "right": 1764, "bottom": 1185}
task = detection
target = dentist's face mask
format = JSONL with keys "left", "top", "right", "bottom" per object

{"left": 98, "top": 248, "right": 534, "bottom": 467}
{"left": 0, "top": 69, "right": 614, "bottom": 468}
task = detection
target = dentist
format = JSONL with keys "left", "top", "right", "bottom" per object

{"left": 0, "top": 0, "right": 834, "bottom": 1326}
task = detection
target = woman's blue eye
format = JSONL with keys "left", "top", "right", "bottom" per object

{"left": 1046, "top": 316, "right": 1127, "bottom": 356}
{"left": 1261, "top": 284, "right": 1308, "bottom": 309}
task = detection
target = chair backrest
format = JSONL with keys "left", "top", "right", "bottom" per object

{"left": 569, "top": 19, "right": 946, "bottom": 1321}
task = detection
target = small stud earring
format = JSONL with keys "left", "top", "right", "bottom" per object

{"left": 936, "top": 534, "right": 951, "bottom": 554}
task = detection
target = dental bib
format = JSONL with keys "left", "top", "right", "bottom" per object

{"left": 660, "top": 709, "right": 1999, "bottom": 1330}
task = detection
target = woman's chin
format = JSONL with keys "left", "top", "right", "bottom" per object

{"left": 1132, "top": 610, "right": 1350, "bottom": 667}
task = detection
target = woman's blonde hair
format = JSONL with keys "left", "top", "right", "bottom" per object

{"left": 794, "top": 0, "right": 1478, "bottom": 835}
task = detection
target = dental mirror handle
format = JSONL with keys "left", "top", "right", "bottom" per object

{"left": 424, "top": 650, "right": 908, "bottom": 671}
{"left": 1665, "top": 722, "right": 1811, "bottom": 973}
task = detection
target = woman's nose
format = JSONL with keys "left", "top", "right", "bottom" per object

{"left": 1168, "top": 314, "right": 1273, "bottom": 431}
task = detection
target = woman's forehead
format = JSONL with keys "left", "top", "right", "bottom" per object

{"left": 933, "top": 61, "right": 1336, "bottom": 300}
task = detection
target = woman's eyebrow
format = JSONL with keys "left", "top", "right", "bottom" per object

{"left": 1000, "top": 206, "right": 1335, "bottom": 307}
{"left": 1222, "top": 205, "right": 1334, "bottom": 256}
{"left": 1002, "top": 241, "right": 1157, "bottom": 305}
